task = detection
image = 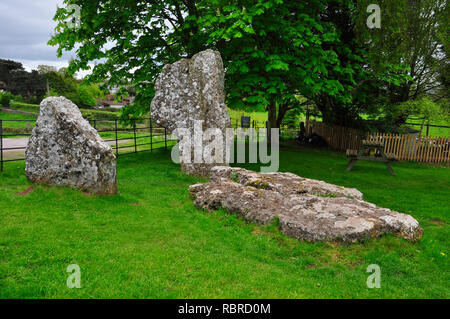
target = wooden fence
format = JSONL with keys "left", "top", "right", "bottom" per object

{"left": 311, "top": 121, "right": 450, "bottom": 163}
{"left": 311, "top": 122, "right": 366, "bottom": 152}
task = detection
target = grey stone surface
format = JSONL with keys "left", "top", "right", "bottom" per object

{"left": 189, "top": 166, "right": 422, "bottom": 243}
{"left": 25, "top": 97, "right": 117, "bottom": 194}
{"left": 210, "top": 166, "right": 364, "bottom": 199}
{"left": 150, "top": 49, "right": 232, "bottom": 177}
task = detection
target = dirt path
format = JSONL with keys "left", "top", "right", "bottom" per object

{"left": 2, "top": 138, "right": 30, "bottom": 150}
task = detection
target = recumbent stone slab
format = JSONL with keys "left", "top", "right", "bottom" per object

{"left": 189, "top": 166, "right": 422, "bottom": 243}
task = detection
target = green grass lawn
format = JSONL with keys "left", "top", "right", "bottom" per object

{"left": 0, "top": 142, "right": 448, "bottom": 298}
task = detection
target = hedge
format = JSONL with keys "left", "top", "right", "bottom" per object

{"left": 81, "top": 109, "right": 120, "bottom": 121}
{"left": 3, "top": 127, "right": 34, "bottom": 134}
{"left": 0, "top": 92, "right": 15, "bottom": 107}
{"left": 9, "top": 101, "right": 40, "bottom": 113}
{"left": 10, "top": 101, "right": 120, "bottom": 121}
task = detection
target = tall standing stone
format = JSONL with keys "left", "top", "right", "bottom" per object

{"left": 150, "top": 49, "right": 232, "bottom": 177}
{"left": 25, "top": 97, "right": 117, "bottom": 195}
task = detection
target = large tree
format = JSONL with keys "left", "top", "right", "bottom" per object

{"left": 49, "top": 0, "right": 369, "bottom": 128}
{"left": 198, "top": 0, "right": 358, "bottom": 128}
{"left": 50, "top": 0, "right": 439, "bottom": 129}
{"left": 49, "top": 0, "right": 207, "bottom": 121}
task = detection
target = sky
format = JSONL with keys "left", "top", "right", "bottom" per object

{"left": 0, "top": 0, "right": 90, "bottom": 78}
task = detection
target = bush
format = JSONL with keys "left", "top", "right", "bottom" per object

{"left": 98, "top": 106, "right": 121, "bottom": 112}
{"left": 44, "top": 70, "right": 78, "bottom": 98}
{"left": 0, "top": 91, "right": 14, "bottom": 107}
{"left": 43, "top": 89, "right": 59, "bottom": 99}
{"left": 81, "top": 109, "right": 120, "bottom": 121}
{"left": 64, "top": 92, "right": 82, "bottom": 106}
{"left": 78, "top": 85, "right": 97, "bottom": 107}
{"left": 282, "top": 108, "right": 301, "bottom": 129}
{"left": 10, "top": 101, "right": 40, "bottom": 113}
{"left": 3, "top": 127, "right": 34, "bottom": 134}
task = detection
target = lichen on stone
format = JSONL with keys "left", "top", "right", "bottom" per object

{"left": 189, "top": 166, "right": 423, "bottom": 243}
{"left": 150, "top": 49, "right": 232, "bottom": 177}
{"left": 25, "top": 96, "right": 117, "bottom": 195}
{"left": 246, "top": 179, "right": 271, "bottom": 190}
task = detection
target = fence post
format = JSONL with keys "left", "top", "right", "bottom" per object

{"left": 164, "top": 127, "right": 167, "bottom": 149}
{"left": 252, "top": 120, "right": 255, "bottom": 141}
{"left": 114, "top": 119, "right": 118, "bottom": 157}
{"left": 133, "top": 119, "right": 137, "bottom": 153}
{"left": 150, "top": 117, "right": 153, "bottom": 151}
{"left": 0, "top": 119, "right": 3, "bottom": 172}
{"left": 266, "top": 120, "right": 271, "bottom": 144}
{"left": 93, "top": 119, "right": 97, "bottom": 130}
{"left": 426, "top": 123, "right": 429, "bottom": 137}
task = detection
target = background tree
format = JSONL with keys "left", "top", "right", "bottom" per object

{"left": 397, "top": 96, "right": 443, "bottom": 135}
{"left": 0, "top": 59, "right": 23, "bottom": 90}
{"left": 42, "top": 68, "right": 80, "bottom": 105}
{"left": 37, "top": 65, "right": 58, "bottom": 75}
{"left": 0, "top": 91, "right": 15, "bottom": 108}
{"left": 355, "top": 0, "right": 448, "bottom": 125}
{"left": 78, "top": 83, "right": 103, "bottom": 107}
{"left": 77, "top": 84, "right": 96, "bottom": 107}
{"left": 7, "top": 69, "right": 46, "bottom": 103}
{"left": 0, "top": 59, "right": 24, "bottom": 87}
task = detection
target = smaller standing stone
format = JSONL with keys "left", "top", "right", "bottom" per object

{"left": 25, "top": 97, "right": 117, "bottom": 194}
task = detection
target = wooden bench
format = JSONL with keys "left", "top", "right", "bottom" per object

{"left": 346, "top": 149, "right": 358, "bottom": 158}
{"left": 385, "top": 153, "right": 399, "bottom": 162}
{"left": 346, "top": 140, "right": 396, "bottom": 175}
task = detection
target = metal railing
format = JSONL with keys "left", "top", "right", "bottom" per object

{"left": 0, "top": 115, "right": 303, "bottom": 172}
{"left": 0, "top": 117, "right": 177, "bottom": 172}
{"left": 404, "top": 121, "right": 450, "bottom": 136}
{"left": 230, "top": 117, "right": 300, "bottom": 138}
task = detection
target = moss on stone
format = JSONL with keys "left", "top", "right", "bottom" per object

{"left": 297, "top": 184, "right": 308, "bottom": 194}
{"left": 314, "top": 193, "right": 338, "bottom": 198}
{"left": 247, "top": 179, "right": 271, "bottom": 190}
{"left": 231, "top": 171, "right": 239, "bottom": 183}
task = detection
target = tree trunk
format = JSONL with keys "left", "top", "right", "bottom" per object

{"left": 266, "top": 102, "right": 277, "bottom": 143}
{"left": 305, "top": 104, "right": 310, "bottom": 134}
{"left": 419, "top": 119, "right": 425, "bottom": 137}
{"left": 276, "top": 103, "right": 290, "bottom": 128}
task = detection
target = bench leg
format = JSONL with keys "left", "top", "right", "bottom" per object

{"left": 385, "top": 162, "right": 396, "bottom": 175}
{"left": 346, "top": 159, "right": 357, "bottom": 171}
